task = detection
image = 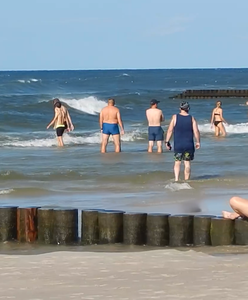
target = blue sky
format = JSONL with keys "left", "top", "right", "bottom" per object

{"left": 1, "top": 0, "right": 248, "bottom": 70}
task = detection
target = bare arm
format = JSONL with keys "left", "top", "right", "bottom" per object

{"left": 192, "top": 117, "right": 200, "bottom": 147}
{"left": 210, "top": 109, "right": 215, "bottom": 125}
{"left": 47, "top": 109, "right": 58, "bottom": 129}
{"left": 66, "top": 110, "right": 74, "bottom": 130}
{"left": 161, "top": 112, "right": 165, "bottom": 122}
{"left": 165, "top": 115, "right": 175, "bottom": 143}
{"left": 117, "top": 110, "right": 124, "bottom": 133}
{"left": 99, "top": 111, "right": 103, "bottom": 131}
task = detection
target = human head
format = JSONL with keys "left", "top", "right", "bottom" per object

{"left": 53, "top": 98, "right": 61, "bottom": 108}
{"left": 216, "top": 100, "right": 222, "bottom": 107}
{"left": 246, "top": 101, "right": 248, "bottom": 106}
{"left": 108, "top": 98, "right": 115, "bottom": 106}
{"left": 150, "top": 99, "right": 160, "bottom": 107}
{"left": 180, "top": 101, "right": 190, "bottom": 112}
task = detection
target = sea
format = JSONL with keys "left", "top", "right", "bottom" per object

{"left": 0, "top": 68, "right": 248, "bottom": 215}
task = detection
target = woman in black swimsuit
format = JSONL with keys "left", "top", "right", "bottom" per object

{"left": 210, "top": 101, "right": 227, "bottom": 137}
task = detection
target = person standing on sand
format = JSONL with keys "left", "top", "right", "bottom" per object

{"left": 99, "top": 98, "right": 124, "bottom": 153}
{"left": 223, "top": 196, "right": 248, "bottom": 220}
{"left": 47, "top": 98, "right": 74, "bottom": 147}
{"left": 146, "top": 99, "right": 164, "bottom": 153}
{"left": 210, "top": 101, "right": 227, "bottom": 137}
{"left": 165, "top": 102, "right": 200, "bottom": 182}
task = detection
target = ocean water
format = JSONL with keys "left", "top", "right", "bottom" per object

{"left": 0, "top": 69, "right": 248, "bottom": 214}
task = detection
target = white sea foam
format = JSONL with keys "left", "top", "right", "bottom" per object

{"left": 0, "top": 189, "right": 14, "bottom": 195}
{"left": 2, "top": 130, "right": 144, "bottom": 148}
{"left": 17, "top": 78, "right": 40, "bottom": 83}
{"left": 198, "top": 122, "right": 248, "bottom": 134}
{"left": 60, "top": 96, "right": 107, "bottom": 115}
{"left": 165, "top": 182, "right": 193, "bottom": 192}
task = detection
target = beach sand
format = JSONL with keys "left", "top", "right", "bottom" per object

{"left": 0, "top": 247, "right": 248, "bottom": 299}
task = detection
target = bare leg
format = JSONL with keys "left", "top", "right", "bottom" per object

{"left": 218, "top": 123, "right": 226, "bottom": 137}
{"left": 184, "top": 160, "right": 191, "bottom": 180}
{"left": 57, "top": 136, "right": 64, "bottom": 147}
{"left": 215, "top": 125, "right": 220, "bottom": 137}
{"left": 174, "top": 161, "right": 181, "bottom": 182}
{"left": 101, "top": 134, "right": 110, "bottom": 153}
{"left": 156, "top": 141, "right": 163, "bottom": 153}
{"left": 222, "top": 196, "right": 248, "bottom": 219}
{"left": 112, "top": 134, "right": 121, "bottom": 153}
{"left": 148, "top": 141, "right": 154, "bottom": 153}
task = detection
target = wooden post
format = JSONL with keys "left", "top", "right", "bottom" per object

{"left": 193, "top": 215, "right": 214, "bottom": 246}
{"left": 98, "top": 210, "right": 123, "bottom": 244}
{"left": 210, "top": 217, "right": 234, "bottom": 246}
{"left": 53, "top": 208, "right": 78, "bottom": 245}
{"left": 123, "top": 212, "right": 147, "bottom": 245}
{"left": 169, "top": 214, "right": 194, "bottom": 247}
{"left": 38, "top": 208, "right": 54, "bottom": 244}
{"left": 0, "top": 206, "right": 17, "bottom": 242}
{"left": 146, "top": 213, "right": 170, "bottom": 246}
{"left": 81, "top": 209, "right": 99, "bottom": 245}
{"left": 17, "top": 207, "right": 39, "bottom": 242}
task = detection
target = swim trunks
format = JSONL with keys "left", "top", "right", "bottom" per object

{"left": 56, "top": 125, "right": 65, "bottom": 137}
{"left": 102, "top": 123, "right": 120, "bottom": 135}
{"left": 214, "top": 121, "right": 221, "bottom": 126}
{"left": 148, "top": 126, "right": 164, "bottom": 141}
{"left": 174, "top": 151, "right": 194, "bottom": 161}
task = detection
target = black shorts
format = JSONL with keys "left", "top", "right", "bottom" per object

{"left": 56, "top": 127, "right": 65, "bottom": 137}
{"left": 174, "top": 151, "right": 194, "bottom": 161}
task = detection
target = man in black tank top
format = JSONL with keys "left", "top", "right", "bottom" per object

{"left": 164, "top": 102, "right": 201, "bottom": 181}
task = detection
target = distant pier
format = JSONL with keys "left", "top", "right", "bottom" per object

{"left": 172, "top": 89, "right": 248, "bottom": 99}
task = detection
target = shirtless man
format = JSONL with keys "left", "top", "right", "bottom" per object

{"left": 146, "top": 99, "right": 164, "bottom": 153}
{"left": 99, "top": 98, "right": 124, "bottom": 153}
{"left": 47, "top": 98, "right": 74, "bottom": 147}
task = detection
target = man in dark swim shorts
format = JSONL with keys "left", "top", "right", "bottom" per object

{"left": 146, "top": 99, "right": 164, "bottom": 153}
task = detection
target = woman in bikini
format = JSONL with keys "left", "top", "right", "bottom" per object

{"left": 210, "top": 101, "right": 228, "bottom": 137}
{"left": 47, "top": 99, "right": 73, "bottom": 147}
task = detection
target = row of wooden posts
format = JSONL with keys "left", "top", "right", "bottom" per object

{"left": 172, "top": 89, "right": 248, "bottom": 99}
{"left": 0, "top": 206, "right": 246, "bottom": 247}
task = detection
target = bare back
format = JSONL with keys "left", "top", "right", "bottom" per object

{"left": 54, "top": 107, "right": 67, "bottom": 128}
{"left": 146, "top": 108, "right": 164, "bottom": 126}
{"left": 101, "top": 106, "right": 119, "bottom": 124}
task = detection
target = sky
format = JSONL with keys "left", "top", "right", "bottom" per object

{"left": 1, "top": 0, "right": 248, "bottom": 70}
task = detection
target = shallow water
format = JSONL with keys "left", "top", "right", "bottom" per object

{"left": 0, "top": 69, "right": 248, "bottom": 214}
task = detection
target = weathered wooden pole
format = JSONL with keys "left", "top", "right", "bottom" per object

{"left": 146, "top": 213, "right": 170, "bottom": 246}
{"left": 81, "top": 209, "right": 99, "bottom": 245}
{"left": 53, "top": 208, "right": 78, "bottom": 245}
{"left": 17, "top": 207, "right": 39, "bottom": 242}
{"left": 123, "top": 212, "right": 147, "bottom": 245}
{"left": 210, "top": 217, "right": 234, "bottom": 246}
{"left": 169, "top": 214, "right": 194, "bottom": 247}
{"left": 37, "top": 208, "right": 54, "bottom": 244}
{"left": 235, "top": 218, "right": 248, "bottom": 245}
{"left": 193, "top": 215, "right": 214, "bottom": 246}
{"left": 0, "top": 206, "right": 18, "bottom": 242}
{"left": 98, "top": 210, "right": 123, "bottom": 244}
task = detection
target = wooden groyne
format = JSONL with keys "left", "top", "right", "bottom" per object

{"left": 172, "top": 89, "right": 248, "bottom": 99}
{"left": 0, "top": 206, "right": 247, "bottom": 247}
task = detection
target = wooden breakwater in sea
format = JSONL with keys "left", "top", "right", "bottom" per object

{"left": 172, "top": 89, "right": 248, "bottom": 99}
{"left": 0, "top": 206, "right": 247, "bottom": 247}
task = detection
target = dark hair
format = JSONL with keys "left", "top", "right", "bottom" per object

{"left": 54, "top": 102, "right": 61, "bottom": 108}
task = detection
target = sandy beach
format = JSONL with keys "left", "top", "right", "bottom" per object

{"left": 0, "top": 247, "right": 248, "bottom": 299}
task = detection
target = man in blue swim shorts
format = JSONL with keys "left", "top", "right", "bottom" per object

{"left": 146, "top": 99, "right": 164, "bottom": 153}
{"left": 99, "top": 98, "right": 124, "bottom": 153}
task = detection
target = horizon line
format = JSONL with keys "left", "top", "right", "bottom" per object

{"left": 1, "top": 67, "right": 248, "bottom": 72}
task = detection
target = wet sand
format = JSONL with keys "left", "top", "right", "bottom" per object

{"left": 1, "top": 245, "right": 248, "bottom": 299}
